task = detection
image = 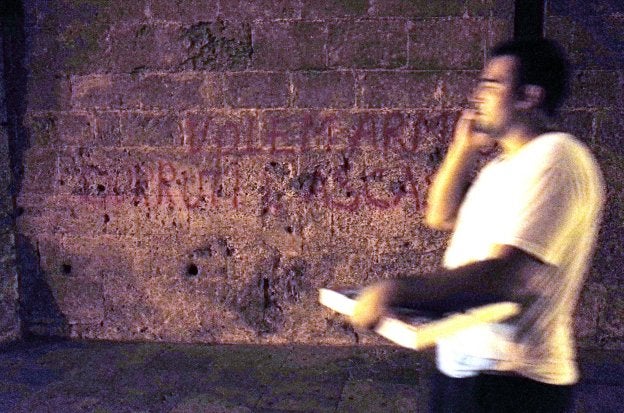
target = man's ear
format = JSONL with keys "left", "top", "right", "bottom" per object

{"left": 515, "top": 84, "right": 545, "bottom": 110}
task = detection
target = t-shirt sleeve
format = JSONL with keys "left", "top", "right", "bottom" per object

{"left": 492, "top": 164, "right": 578, "bottom": 267}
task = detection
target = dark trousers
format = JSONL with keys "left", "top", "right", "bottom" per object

{"left": 429, "top": 370, "right": 575, "bottom": 413}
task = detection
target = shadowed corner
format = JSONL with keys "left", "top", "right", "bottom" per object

{"left": 16, "top": 235, "right": 69, "bottom": 338}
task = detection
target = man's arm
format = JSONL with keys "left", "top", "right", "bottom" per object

{"left": 425, "top": 110, "right": 493, "bottom": 231}
{"left": 351, "top": 245, "right": 544, "bottom": 329}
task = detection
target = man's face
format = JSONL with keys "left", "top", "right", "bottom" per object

{"left": 471, "top": 55, "right": 519, "bottom": 138}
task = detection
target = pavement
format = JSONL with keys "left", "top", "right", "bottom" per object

{"left": 0, "top": 338, "right": 623, "bottom": 413}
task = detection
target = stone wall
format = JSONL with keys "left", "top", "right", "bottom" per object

{"left": 10, "top": 0, "right": 622, "bottom": 347}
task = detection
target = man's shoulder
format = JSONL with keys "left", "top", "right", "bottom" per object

{"left": 524, "top": 132, "right": 598, "bottom": 168}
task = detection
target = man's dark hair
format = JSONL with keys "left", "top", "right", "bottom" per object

{"left": 491, "top": 38, "right": 570, "bottom": 117}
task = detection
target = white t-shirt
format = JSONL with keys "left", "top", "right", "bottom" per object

{"left": 437, "top": 132, "right": 605, "bottom": 385}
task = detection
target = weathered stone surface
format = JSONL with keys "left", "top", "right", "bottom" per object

{"left": 328, "top": 20, "right": 407, "bottom": 69}
{"left": 359, "top": 71, "right": 476, "bottom": 109}
{"left": 223, "top": 72, "right": 289, "bottom": 108}
{"left": 182, "top": 110, "right": 259, "bottom": 150}
{"left": 545, "top": 14, "right": 624, "bottom": 70}
{"left": 26, "top": 74, "right": 72, "bottom": 111}
{"left": 565, "top": 71, "right": 621, "bottom": 110}
{"left": 179, "top": 20, "right": 253, "bottom": 71}
{"left": 149, "top": 0, "right": 218, "bottom": 23}
{"left": 9, "top": 0, "right": 622, "bottom": 348}
{"left": 292, "top": 71, "right": 356, "bottom": 109}
{"left": 408, "top": 18, "right": 485, "bottom": 70}
{"left": 107, "top": 23, "right": 185, "bottom": 73}
{"left": 369, "top": 0, "right": 513, "bottom": 17}
{"left": 574, "top": 283, "right": 606, "bottom": 346}
{"left": 252, "top": 21, "right": 326, "bottom": 70}
{"left": 597, "top": 286, "right": 624, "bottom": 349}
{"left": 219, "top": 0, "right": 299, "bottom": 21}
{"left": 301, "top": 0, "right": 368, "bottom": 19}
{"left": 24, "top": 112, "right": 94, "bottom": 147}
{"left": 70, "top": 74, "right": 211, "bottom": 110}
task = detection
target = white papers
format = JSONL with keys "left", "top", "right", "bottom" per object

{"left": 319, "top": 288, "right": 520, "bottom": 351}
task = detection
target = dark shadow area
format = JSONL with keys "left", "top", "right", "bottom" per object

{"left": 15, "top": 235, "right": 69, "bottom": 338}
{"left": 0, "top": 339, "right": 622, "bottom": 412}
{"left": 514, "top": 0, "right": 545, "bottom": 39}
{"left": 1, "top": 0, "right": 28, "bottom": 195}
{"left": 1, "top": 0, "right": 68, "bottom": 339}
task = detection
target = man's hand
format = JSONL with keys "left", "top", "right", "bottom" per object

{"left": 351, "top": 281, "right": 395, "bottom": 330}
{"left": 452, "top": 109, "right": 494, "bottom": 151}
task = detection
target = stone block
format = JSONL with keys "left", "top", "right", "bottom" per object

{"left": 565, "top": 70, "right": 621, "bottom": 110}
{"left": 369, "top": 0, "right": 512, "bottom": 17}
{"left": 574, "top": 283, "right": 606, "bottom": 344}
{"left": 547, "top": 0, "right": 623, "bottom": 17}
{"left": 57, "top": 147, "right": 149, "bottom": 198}
{"left": 487, "top": 17, "right": 514, "bottom": 50}
{"left": 49, "top": 277, "right": 105, "bottom": 325}
{"left": 292, "top": 71, "right": 356, "bottom": 109}
{"left": 107, "top": 23, "right": 185, "bottom": 73}
{"left": 71, "top": 75, "right": 137, "bottom": 109}
{"left": 359, "top": 71, "right": 476, "bottom": 109}
{"left": 178, "top": 20, "right": 253, "bottom": 71}
{"left": 182, "top": 110, "right": 259, "bottom": 150}
{"left": 24, "top": 112, "right": 94, "bottom": 147}
{"left": 120, "top": 112, "right": 182, "bottom": 146}
{"left": 184, "top": 153, "right": 264, "bottom": 232}
{"left": 93, "top": 112, "right": 123, "bottom": 146}
{"left": 363, "top": 150, "right": 431, "bottom": 219}
{"left": 16, "top": 194, "right": 138, "bottom": 238}
{"left": 252, "top": 21, "right": 326, "bottom": 70}
{"left": 26, "top": 0, "right": 148, "bottom": 28}
{"left": 301, "top": 0, "right": 368, "bottom": 18}
{"left": 219, "top": 0, "right": 299, "bottom": 21}
{"left": 223, "top": 72, "right": 289, "bottom": 108}
{"left": 258, "top": 110, "right": 317, "bottom": 152}
{"left": 597, "top": 285, "right": 624, "bottom": 348}
{"left": 545, "top": 15, "right": 624, "bottom": 70}
{"left": 21, "top": 148, "right": 58, "bottom": 194}
{"left": 408, "top": 18, "right": 485, "bottom": 70}
{"left": 557, "top": 110, "right": 595, "bottom": 145}
{"left": 595, "top": 110, "right": 624, "bottom": 155}
{"left": 328, "top": 20, "right": 407, "bottom": 69}
{"left": 26, "top": 74, "right": 71, "bottom": 111}
{"left": 140, "top": 73, "right": 211, "bottom": 110}
{"left": 26, "top": 20, "right": 109, "bottom": 76}
{"left": 71, "top": 74, "right": 209, "bottom": 110}
{"left": 149, "top": 0, "right": 218, "bottom": 23}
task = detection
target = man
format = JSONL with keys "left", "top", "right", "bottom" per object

{"left": 351, "top": 39, "right": 605, "bottom": 412}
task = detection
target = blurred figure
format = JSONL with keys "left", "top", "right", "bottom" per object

{"left": 351, "top": 39, "right": 605, "bottom": 413}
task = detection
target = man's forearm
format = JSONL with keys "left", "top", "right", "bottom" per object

{"left": 387, "top": 259, "right": 521, "bottom": 314}
{"left": 425, "top": 142, "right": 480, "bottom": 230}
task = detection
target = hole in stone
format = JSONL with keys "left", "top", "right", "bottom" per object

{"left": 97, "top": 184, "right": 106, "bottom": 193}
{"left": 103, "top": 214, "right": 110, "bottom": 223}
{"left": 61, "top": 263, "right": 72, "bottom": 274}
{"left": 187, "top": 263, "right": 199, "bottom": 276}
{"left": 225, "top": 247, "right": 233, "bottom": 257}
{"left": 285, "top": 226, "right": 293, "bottom": 234}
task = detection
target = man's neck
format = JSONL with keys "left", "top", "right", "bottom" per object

{"left": 498, "top": 115, "right": 551, "bottom": 156}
